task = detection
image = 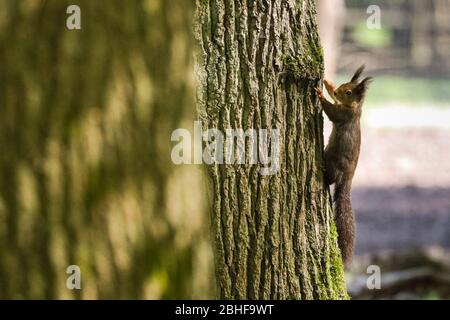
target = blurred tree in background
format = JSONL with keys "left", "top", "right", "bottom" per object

{"left": 0, "top": 0, "right": 213, "bottom": 299}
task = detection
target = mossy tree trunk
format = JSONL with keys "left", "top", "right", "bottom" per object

{"left": 195, "top": 0, "right": 347, "bottom": 299}
{"left": 0, "top": 0, "right": 213, "bottom": 299}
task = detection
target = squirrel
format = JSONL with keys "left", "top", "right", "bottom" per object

{"left": 314, "top": 65, "right": 373, "bottom": 268}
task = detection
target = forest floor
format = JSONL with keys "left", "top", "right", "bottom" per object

{"left": 324, "top": 106, "right": 450, "bottom": 256}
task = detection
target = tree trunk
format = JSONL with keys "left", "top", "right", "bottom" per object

{"left": 0, "top": 0, "right": 213, "bottom": 299}
{"left": 195, "top": 0, "right": 348, "bottom": 299}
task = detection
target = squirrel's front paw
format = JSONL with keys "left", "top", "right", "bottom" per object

{"left": 314, "top": 87, "right": 324, "bottom": 100}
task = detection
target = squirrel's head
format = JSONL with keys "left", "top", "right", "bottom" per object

{"left": 334, "top": 65, "right": 373, "bottom": 106}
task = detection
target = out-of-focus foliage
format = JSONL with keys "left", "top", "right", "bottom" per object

{"left": 351, "top": 23, "right": 392, "bottom": 48}
{"left": 337, "top": 0, "right": 450, "bottom": 76}
{"left": 0, "top": 0, "right": 213, "bottom": 299}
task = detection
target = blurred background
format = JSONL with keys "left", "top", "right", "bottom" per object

{"left": 0, "top": 0, "right": 214, "bottom": 299}
{"left": 317, "top": 0, "right": 450, "bottom": 299}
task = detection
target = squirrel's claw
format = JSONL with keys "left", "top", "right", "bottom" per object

{"left": 314, "top": 87, "right": 324, "bottom": 99}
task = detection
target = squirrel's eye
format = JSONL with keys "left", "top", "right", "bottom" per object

{"left": 346, "top": 90, "right": 352, "bottom": 95}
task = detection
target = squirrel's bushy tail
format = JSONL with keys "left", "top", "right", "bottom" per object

{"left": 333, "top": 175, "right": 355, "bottom": 268}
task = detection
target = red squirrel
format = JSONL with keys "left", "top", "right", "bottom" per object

{"left": 314, "top": 65, "right": 373, "bottom": 268}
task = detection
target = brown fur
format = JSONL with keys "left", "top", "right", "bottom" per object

{"left": 315, "top": 65, "right": 373, "bottom": 268}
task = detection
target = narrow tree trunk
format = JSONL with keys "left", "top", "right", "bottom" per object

{"left": 195, "top": 0, "right": 347, "bottom": 299}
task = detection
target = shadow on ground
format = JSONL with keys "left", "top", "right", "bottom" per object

{"left": 353, "top": 186, "right": 450, "bottom": 255}
{"left": 348, "top": 186, "right": 450, "bottom": 299}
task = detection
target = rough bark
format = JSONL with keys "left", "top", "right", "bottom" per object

{"left": 0, "top": 0, "right": 213, "bottom": 299}
{"left": 195, "top": 0, "right": 347, "bottom": 299}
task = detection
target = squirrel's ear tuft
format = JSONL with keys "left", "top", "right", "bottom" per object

{"left": 358, "top": 76, "right": 373, "bottom": 89}
{"left": 355, "top": 76, "right": 373, "bottom": 101}
{"left": 351, "top": 65, "right": 365, "bottom": 83}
